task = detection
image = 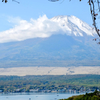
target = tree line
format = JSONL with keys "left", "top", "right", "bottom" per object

{"left": 0, "top": 75, "right": 100, "bottom": 93}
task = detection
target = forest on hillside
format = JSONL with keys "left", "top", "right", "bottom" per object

{"left": 0, "top": 75, "right": 100, "bottom": 93}
{"left": 60, "top": 90, "right": 100, "bottom": 100}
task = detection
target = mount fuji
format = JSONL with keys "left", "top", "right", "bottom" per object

{"left": 51, "top": 15, "right": 95, "bottom": 37}
{"left": 0, "top": 15, "right": 100, "bottom": 68}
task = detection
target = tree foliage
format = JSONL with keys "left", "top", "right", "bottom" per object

{"left": 0, "top": 75, "right": 100, "bottom": 92}
{"left": 60, "top": 90, "right": 100, "bottom": 100}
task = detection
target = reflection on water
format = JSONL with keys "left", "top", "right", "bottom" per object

{"left": 0, "top": 93, "right": 83, "bottom": 100}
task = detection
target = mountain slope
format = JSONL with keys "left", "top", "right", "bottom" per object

{"left": 0, "top": 15, "right": 99, "bottom": 67}
{"left": 60, "top": 90, "right": 100, "bottom": 100}
{"left": 51, "top": 15, "right": 95, "bottom": 36}
{"left": 0, "top": 34, "right": 99, "bottom": 67}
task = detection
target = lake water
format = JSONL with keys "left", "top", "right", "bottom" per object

{"left": 0, "top": 93, "right": 83, "bottom": 100}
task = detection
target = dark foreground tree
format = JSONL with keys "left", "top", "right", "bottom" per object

{"left": 60, "top": 90, "right": 100, "bottom": 100}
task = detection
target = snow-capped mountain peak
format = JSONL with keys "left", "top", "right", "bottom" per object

{"left": 51, "top": 15, "right": 95, "bottom": 37}
{"left": 0, "top": 15, "right": 96, "bottom": 43}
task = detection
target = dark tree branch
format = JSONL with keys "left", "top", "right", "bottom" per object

{"left": 12, "top": 0, "right": 19, "bottom": 4}
{"left": 2, "top": 0, "right": 19, "bottom": 3}
{"left": 89, "top": 0, "right": 100, "bottom": 38}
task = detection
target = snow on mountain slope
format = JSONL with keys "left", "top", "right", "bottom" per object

{"left": 0, "top": 15, "right": 95, "bottom": 43}
{"left": 51, "top": 15, "right": 95, "bottom": 36}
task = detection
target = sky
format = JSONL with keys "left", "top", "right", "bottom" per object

{"left": 0, "top": 0, "right": 93, "bottom": 43}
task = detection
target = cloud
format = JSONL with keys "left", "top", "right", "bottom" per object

{"left": 0, "top": 15, "right": 62, "bottom": 43}
{"left": 0, "top": 15, "right": 94, "bottom": 43}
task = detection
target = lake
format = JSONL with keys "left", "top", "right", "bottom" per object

{"left": 0, "top": 93, "right": 83, "bottom": 100}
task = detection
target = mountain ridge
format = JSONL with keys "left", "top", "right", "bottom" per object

{"left": 51, "top": 15, "right": 95, "bottom": 37}
{"left": 0, "top": 15, "right": 96, "bottom": 43}
{"left": 0, "top": 34, "right": 99, "bottom": 68}
{"left": 0, "top": 15, "right": 99, "bottom": 67}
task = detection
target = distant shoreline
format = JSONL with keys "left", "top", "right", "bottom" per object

{"left": 0, "top": 66, "right": 99, "bottom": 76}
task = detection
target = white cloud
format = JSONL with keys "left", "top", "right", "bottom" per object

{"left": 0, "top": 15, "right": 94, "bottom": 43}
{"left": 0, "top": 15, "right": 62, "bottom": 43}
